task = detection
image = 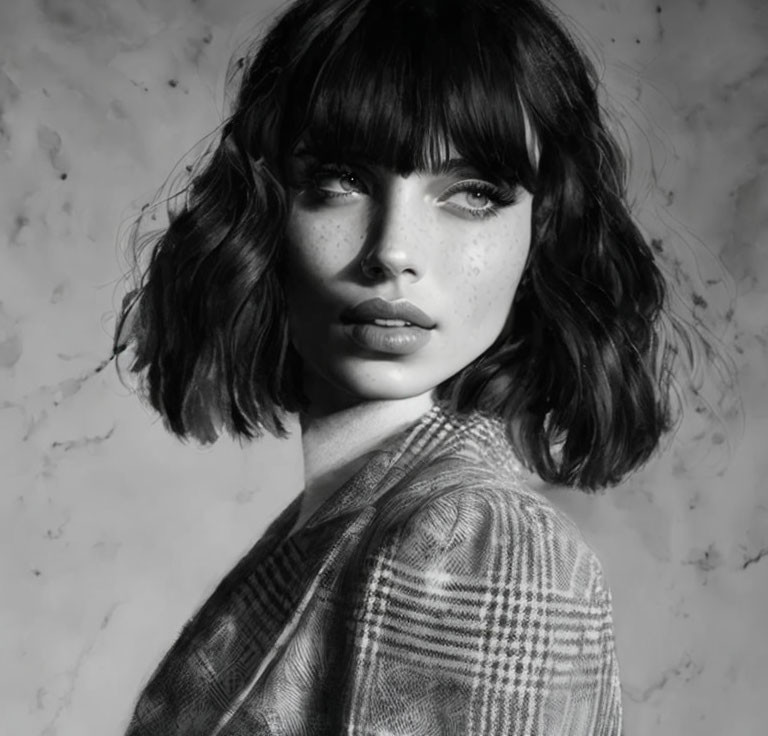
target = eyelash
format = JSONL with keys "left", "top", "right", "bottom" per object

{"left": 307, "top": 166, "right": 367, "bottom": 200}
{"left": 438, "top": 180, "right": 520, "bottom": 220}
{"left": 302, "top": 166, "right": 520, "bottom": 218}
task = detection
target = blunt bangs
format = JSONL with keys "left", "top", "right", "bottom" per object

{"left": 272, "top": 0, "right": 539, "bottom": 188}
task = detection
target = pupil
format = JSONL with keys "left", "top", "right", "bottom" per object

{"left": 340, "top": 174, "right": 357, "bottom": 192}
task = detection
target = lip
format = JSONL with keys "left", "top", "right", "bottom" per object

{"left": 345, "top": 323, "right": 432, "bottom": 355}
{"left": 340, "top": 297, "right": 436, "bottom": 356}
{"left": 341, "top": 298, "right": 436, "bottom": 330}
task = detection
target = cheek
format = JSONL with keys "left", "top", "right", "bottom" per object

{"left": 452, "top": 216, "right": 531, "bottom": 327}
{"left": 284, "top": 207, "right": 366, "bottom": 282}
{"left": 282, "top": 209, "right": 364, "bottom": 354}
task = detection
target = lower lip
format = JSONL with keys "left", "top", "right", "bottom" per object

{"left": 346, "top": 323, "right": 433, "bottom": 355}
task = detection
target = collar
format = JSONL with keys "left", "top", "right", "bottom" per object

{"left": 297, "top": 404, "right": 523, "bottom": 532}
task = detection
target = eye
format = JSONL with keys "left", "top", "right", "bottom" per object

{"left": 451, "top": 188, "right": 492, "bottom": 209}
{"left": 438, "top": 179, "right": 520, "bottom": 220}
{"left": 311, "top": 167, "right": 367, "bottom": 199}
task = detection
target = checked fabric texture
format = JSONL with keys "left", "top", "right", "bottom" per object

{"left": 124, "top": 406, "right": 622, "bottom": 735}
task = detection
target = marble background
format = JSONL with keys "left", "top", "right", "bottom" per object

{"left": 1, "top": 0, "right": 765, "bottom": 734}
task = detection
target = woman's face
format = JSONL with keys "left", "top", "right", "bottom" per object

{"left": 282, "top": 152, "right": 533, "bottom": 413}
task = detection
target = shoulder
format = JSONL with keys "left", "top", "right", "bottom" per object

{"left": 346, "top": 451, "right": 622, "bottom": 732}
{"left": 373, "top": 459, "right": 608, "bottom": 604}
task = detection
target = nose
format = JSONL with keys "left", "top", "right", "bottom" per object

{"left": 359, "top": 178, "right": 426, "bottom": 283}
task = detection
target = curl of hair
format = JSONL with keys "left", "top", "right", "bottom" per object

{"left": 116, "top": 0, "right": 681, "bottom": 488}
{"left": 437, "top": 72, "right": 673, "bottom": 489}
{"left": 438, "top": 140, "right": 672, "bottom": 488}
{"left": 116, "top": 124, "right": 302, "bottom": 441}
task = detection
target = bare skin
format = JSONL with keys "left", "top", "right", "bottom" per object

{"left": 291, "top": 392, "right": 434, "bottom": 535}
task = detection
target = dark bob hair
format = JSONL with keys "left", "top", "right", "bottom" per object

{"left": 116, "top": 0, "right": 676, "bottom": 490}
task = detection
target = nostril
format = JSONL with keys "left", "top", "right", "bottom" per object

{"left": 359, "top": 241, "right": 423, "bottom": 282}
{"left": 360, "top": 260, "right": 386, "bottom": 279}
{"left": 360, "top": 260, "right": 419, "bottom": 282}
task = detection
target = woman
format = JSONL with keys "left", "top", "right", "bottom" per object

{"left": 117, "top": 0, "right": 674, "bottom": 732}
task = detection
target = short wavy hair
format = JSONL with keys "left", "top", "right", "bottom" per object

{"left": 116, "top": 0, "right": 676, "bottom": 489}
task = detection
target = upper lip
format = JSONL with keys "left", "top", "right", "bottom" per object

{"left": 342, "top": 298, "right": 436, "bottom": 329}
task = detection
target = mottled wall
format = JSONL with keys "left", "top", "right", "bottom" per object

{"left": 1, "top": 1, "right": 765, "bottom": 734}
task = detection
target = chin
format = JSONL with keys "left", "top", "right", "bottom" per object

{"left": 319, "top": 358, "right": 454, "bottom": 405}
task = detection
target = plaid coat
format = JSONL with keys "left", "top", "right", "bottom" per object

{"left": 124, "top": 406, "right": 622, "bottom": 735}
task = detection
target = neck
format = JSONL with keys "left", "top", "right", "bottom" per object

{"left": 293, "top": 393, "right": 434, "bottom": 532}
